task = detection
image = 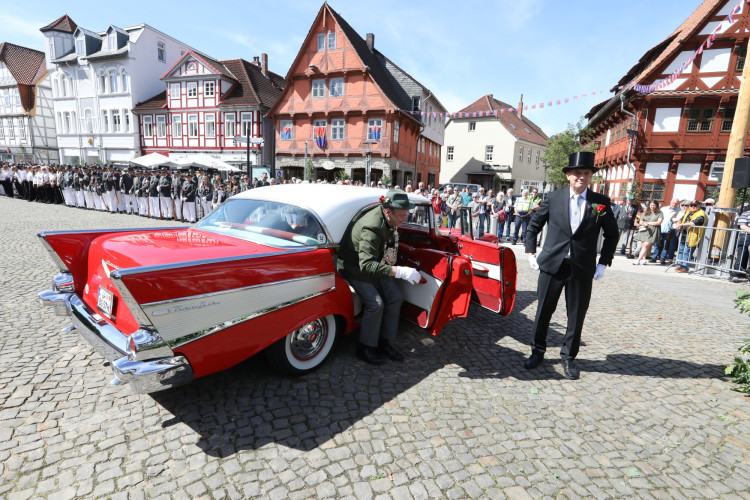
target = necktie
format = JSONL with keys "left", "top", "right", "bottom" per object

{"left": 571, "top": 194, "right": 582, "bottom": 233}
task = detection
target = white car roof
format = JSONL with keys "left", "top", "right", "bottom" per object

{"left": 232, "top": 184, "right": 430, "bottom": 243}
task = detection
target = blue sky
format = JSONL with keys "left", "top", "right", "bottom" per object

{"left": 4, "top": 0, "right": 705, "bottom": 136}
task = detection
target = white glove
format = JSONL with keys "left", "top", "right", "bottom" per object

{"left": 593, "top": 264, "right": 606, "bottom": 280}
{"left": 395, "top": 266, "right": 421, "bottom": 284}
{"left": 527, "top": 254, "right": 539, "bottom": 271}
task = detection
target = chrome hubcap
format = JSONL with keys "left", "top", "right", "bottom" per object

{"left": 289, "top": 318, "right": 328, "bottom": 361}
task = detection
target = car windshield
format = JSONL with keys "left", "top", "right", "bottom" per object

{"left": 195, "top": 199, "right": 328, "bottom": 247}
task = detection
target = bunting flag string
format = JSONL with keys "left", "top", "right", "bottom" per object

{"left": 620, "top": 0, "right": 748, "bottom": 94}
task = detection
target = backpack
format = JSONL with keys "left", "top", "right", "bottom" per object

{"left": 497, "top": 209, "right": 507, "bottom": 223}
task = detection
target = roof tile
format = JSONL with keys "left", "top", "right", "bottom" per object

{"left": 40, "top": 14, "right": 78, "bottom": 34}
{"left": 457, "top": 95, "right": 548, "bottom": 146}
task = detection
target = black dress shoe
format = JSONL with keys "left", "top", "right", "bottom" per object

{"left": 626, "top": 254, "right": 635, "bottom": 259}
{"left": 378, "top": 340, "right": 405, "bottom": 362}
{"left": 561, "top": 359, "right": 579, "bottom": 380}
{"left": 356, "top": 345, "right": 385, "bottom": 365}
{"left": 524, "top": 351, "right": 544, "bottom": 369}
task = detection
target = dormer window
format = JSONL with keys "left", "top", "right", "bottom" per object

{"left": 411, "top": 96, "right": 421, "bottom": 112}
{"left": 76, "top": 39, "right": 85, "bottom": 55}
{"left": 108, "top": 33, "right": 116, "bottom": 50}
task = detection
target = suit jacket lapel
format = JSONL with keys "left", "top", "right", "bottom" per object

{"left": 562, "top": 189, "right": 573, "bottom": 235}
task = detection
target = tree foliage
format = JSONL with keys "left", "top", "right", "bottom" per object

{"left": 543, "top": 120, "right": 596, "bottom": 188}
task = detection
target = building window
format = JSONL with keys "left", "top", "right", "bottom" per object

{"left": 317, "top": 33, "right": 325, "bottom": 51}
{"left": 279, "top": 120, "right": 292, "bottom": 140}
{"left": 173, "top": 115, "right": 182, "bottom": 137}
{"left": 328, "top": 31, "right": 336, "bottom": 49}
{"left": 331, "top": 118, "right": 345, "bottom": 140}
{"left": 485, "top": 145, "right": 493, "bottom": 162}
{"left": 737, "top": 46, "right": 746, "bottom": 72}
{"left": 641, "top": 182, "right": 665, "bottom": 202}
{"left": 123, "top": 110, "right": 131, "bottom": 132}
{"left": 157, "top": 42, "right": 166, "bottom": 62}
{"left": 368, "top": 118, "right": 382, "bottom": 140}
{"left": 330, "top": 77, "right": 344, "bottom": 97}
{"left": 687, "top": 107, "right": 715, "bottom": 132}
{"left": 8, "top": 118, "right": 15, "bottom": 139}
{"left": 527, "top": 148, "right": 532, "bottom": 163}
{"left": 99, "top": 72, "right": 107, "bottom": 94}
{"left": 109, "top": 71, "right": 118, "bottom": 93}
{"left": 313, "top": 119, "right": 327, "bottom": 133}
{"left": 205, "top": 81, "right": 215, "bottom": 97}
{"left": 429, "top": 142, "right": 433, "bottom": 157}
{"left": 187, "top": 82, "right": 197, "bottom": 98}
{"left": 411, "top": 96, "right": 421, "bottom": 112}
{"left": 536, "top": 150, "right": 540, "bottom": 165}
{"left": 421, "top": 138, "right": 425, "bottom": 153}
{"left": 722, "top": 107, "right": 735, "bottom": 132}
{"left": 312, "top": 79, "right": 325, "bottom": 98}
{"left": 468, "top": 121, "right": 476, "bottom": 132}
{"left": 18, "top": 118, "right": 25, "bottom": 140}
{"left": 156, "top": 115, "right": 166, "bottom": 138}
{"left": 447, "top": 146, "right": 454, "bottom": 161}
{"left": 77, "top": 39, "right": 85, "bottom": 55}
{"left": 394, "top": 121, "right": 400, "bottom": 144}
{"left": 121, "top": 70, "right": 128, "bottom": 92}
{"left": 100, "top": 111, "right": 108, "bottom": 133}
{"left": 170, "top": 83, "right": 180, "bottom": 99}
{"left": 112, "top": 110, "right": 121, "bottom": 133}
{"left": 108, "top": 33, "right": 116, "bottom": 50}
{"left": 142, "top": 116, "right": 152, "bottom": 137}
{"left": 241, "top": 112, "right": 252, "bottom": 137}
{"left": 225, "top": 114, "right": 235, "bottom": 139}
{"left": 187, "top": 115, "right": 198, "bottom": 138}
{"left": 519, "top": 146, "right": 524, "bottom": 162}
{"left": 0, "top": 120, "right": 3, "bottom": 140}
{"left": 205, "top": 114, "right": 215, "bottom": 138}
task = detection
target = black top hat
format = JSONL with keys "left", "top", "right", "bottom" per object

{"left": 562, "top": 151, "right": 598, "bottom": 173}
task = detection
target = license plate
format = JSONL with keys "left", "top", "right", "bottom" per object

{"left": 97, "top": 286, "right": 114, "bottom": 318}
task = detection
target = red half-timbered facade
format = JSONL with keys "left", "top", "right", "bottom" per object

{"left": 268, "top": 3, "right": 446, "bottom": 186}
{"left": 587, "top": 0, "right": 747, "bottom": 204}
{"left": 133, "top": 51, "right": 284, "bottom": 168}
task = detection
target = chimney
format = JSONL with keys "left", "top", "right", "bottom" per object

{"left": 366, "top": 33, "right": 375, "bottom": 52}
{"left": 252, "top": 56, "right": 260, "bottom": 65}
{"left": 261, "top": 53, "right": 268, "bottom": 75}
{"left": 517, "top": 93, "right": 523, "bottom": 118}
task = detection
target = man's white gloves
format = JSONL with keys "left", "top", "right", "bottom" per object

{"left": 527, "top": 254, "right": 540, "bottom": 271}
{"left": 396, "top": 266, "right": 421, "bottom": 284}
{"left": 593, "top": 264, "right": 606, "bottom": 280}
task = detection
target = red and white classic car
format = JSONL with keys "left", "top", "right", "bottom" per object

{"left": 39, "top": 184, "right": 516, "bottom": 393}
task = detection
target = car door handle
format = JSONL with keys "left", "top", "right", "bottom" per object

{"left": 401, "top": 257, "right": 420, "bottom": 267}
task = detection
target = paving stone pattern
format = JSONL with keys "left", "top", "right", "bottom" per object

{"left": 1, "top": 196, "right": 750, "bottom": 499}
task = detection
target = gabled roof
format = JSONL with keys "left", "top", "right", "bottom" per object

{"left": 132, "top": 91, "right": 167, "bottom": 111}
{"left": 0, "top": 42, "right": 47, "bottom": 86}
{"left": 616, "top": 0, "right": 724, "bottom": 89}
{"left": 40, "top": 14, "right": 78, "bottom": 34}
{"left": 456, "top": 95, "right": 548, "bottom": 146}
{"left": 161, "top": 50, "right": 236, "bottom": 81}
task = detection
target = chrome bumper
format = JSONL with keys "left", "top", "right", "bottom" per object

{"left": 38, "top": 285, "right": 194, "bottom": 394}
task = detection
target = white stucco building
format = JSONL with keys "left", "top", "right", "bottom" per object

{"left": 40, "top": 14, "right": 199, "bottom": 165}
{"left": 440, "top": 95, "right": 549, "bottom": 193}
{"left": 0, "top": 42, "right": 58, "bottom": 164}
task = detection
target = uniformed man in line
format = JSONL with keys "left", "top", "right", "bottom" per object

{"left": 172, "top": 170, "right": 184, "bottom": 221}
{"left": 181, "top": 171, "right": 197, "bottom": 223}
{"left": 119, "top": 167, "right": 133, "bottom": 214}
{"left": 148, "top": 170, "right": 160, "bottom": 218}
{"left": 133, "top": 170, "right": 146, "bottom": 216}
{"left": 81, "top": 166, "right": 92, "bottom": 208}
{"left": 158, "top": 167, "right": 173, "bottom": 219}
{"left": 336, "top": 189, "right": 422, "bottom": 365}
{"left": 114, "top": 167, "right": 126, "bottom": 213}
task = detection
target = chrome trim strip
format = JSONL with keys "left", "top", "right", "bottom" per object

{"left": 111, "top": 247, "right": 316, "bottom": 278}
{"left": 168, "top": 283, "right": 335, "bottom": 349}
{"left": 142, "top": 272, "right": 336, "bottom": 307}
{"left": 109, "top": 274, "right": 154, "bottom": 328}
{"left": 111, "top": 355, "right": 194, "bottom": 394}
{"left": 38, "top": 234, "right": 69, "bottom": 273}
{"left": 38, "top": 227, "right": 183, "bottom": 237}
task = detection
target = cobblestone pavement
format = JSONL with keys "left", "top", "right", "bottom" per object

{"left": 2, "top": 196, "right": 750, "bottom": 499}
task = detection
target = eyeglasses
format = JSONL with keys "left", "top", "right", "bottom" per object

{"left": 680, "top": 204, "right": 688, "bottom": 207}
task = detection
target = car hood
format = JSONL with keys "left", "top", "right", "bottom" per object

{"left": 92, "top": 227, "right": 281, "bottom": 270}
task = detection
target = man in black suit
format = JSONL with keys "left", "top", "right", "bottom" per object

{"left": 523, "top": 152, "right": 618, "bottom": 379}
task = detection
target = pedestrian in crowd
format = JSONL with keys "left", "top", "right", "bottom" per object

{"left": 181, "top": 172, "right": 197, "bottom": 223}
{"left": 198, "top": 175, "right": 213, "bottom": 217}
{"left": 492, "top": 191, "right": 507, "bottom": 238}
{"left": 476, "top": 187, "right": 488, "bottom": 235}
{"left": 503, "top": 188, "right": 515, "bottom": 240}
{"left": 468, "top": 192, "right": 482, "bottom": 237}
{"left": 447, "top": 186, "right": 462, "bottom": 229}
{"left": 120, "top": 167, "right": 135, "bottom": 214}
{"left": 617, "top": 196, "right": 639, "bottom": 259}
{"left": 524, "top": 152, "right": 619, "bottom": 380}
{"left": 172, "top": 171, "right": 184, "bottom": 222}
{"left": 633, "top": 200, "right": 663, "bottom": 265}
{"left": 673, "top": 200, "right": 707, "bottom": 273}
{"left": 147, "top": 170, "right": 160, "bottom": 218}
{"left": 651, "top": 198, "right": 679, "bottom": 264}
{"left": 431, "top": 189, "right": 443, "bottom": 228}
{"left": 336, "top": 189, "right": 421, "bottom": 365}
{"left": 730, "top": 206, "right": 750, "bottom": 283}
{"left": 256, "top": 172, "right": 270, "bottom": 188}
{"left": 158, "top": 167, "right": 173, "bottom": 219}
{"left": 511, "top": 188, "right": 532, "bottom": 244}
{"left": 460, "top": 186, "right": 472, "bottom": 206}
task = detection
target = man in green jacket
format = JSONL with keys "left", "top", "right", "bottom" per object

{"left": 337, "top": 189, "right": 422, "bottom": 364}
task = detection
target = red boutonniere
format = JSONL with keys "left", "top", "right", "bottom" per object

{"left": 379, "top": 195, "right": 386, "bottom": 204}
{"left": 589, "top": 203, "right": 607, "bottom": 222}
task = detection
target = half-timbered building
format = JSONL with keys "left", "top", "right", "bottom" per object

{"left": 268, "top": 3, "right": 446, "bottom": 186}
{"left": 587, "top": 0, "right": 747, "bottom": 203}
{"left": 133, "top": 51, "right": 284, "bottom": 170}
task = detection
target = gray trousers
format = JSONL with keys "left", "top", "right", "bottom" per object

{"left": 348, "top": 276, "right": 403, "bottom": 347}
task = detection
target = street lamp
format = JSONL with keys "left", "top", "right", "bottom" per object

{"left": 362, "top": 139, "right": 378, "bottom": 186}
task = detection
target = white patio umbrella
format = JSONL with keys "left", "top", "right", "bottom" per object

{"left": 130, "top": 153, "right": 178, "bottom": 170}
{"left": 176, "top": 153, "right": 242, "bottom": 172}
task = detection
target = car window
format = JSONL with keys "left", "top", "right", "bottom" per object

{"left": 402, "top": 205, "right": 432, "bottom": 230}
{"left": 196, "top": 199, "right": 328, "bottom": 247}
